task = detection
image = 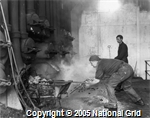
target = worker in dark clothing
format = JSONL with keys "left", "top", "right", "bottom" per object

{"left": 115, "top": 35, "right": 128, "bottom": 92}
{"left": 89, "top": 55, "right": 145, "bottom": 109}
{"left": 115, "top": 35, "right": 128, "bottom": 63}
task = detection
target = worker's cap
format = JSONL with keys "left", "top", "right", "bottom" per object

{"left": 89, "top": 55, "right": 100, "bottom": 61}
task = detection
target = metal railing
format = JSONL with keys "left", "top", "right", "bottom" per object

{"left": 145, "top": 60, "right": 150, "bottom": 80}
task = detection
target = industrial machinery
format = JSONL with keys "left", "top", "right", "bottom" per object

{"left": 0, "top": 0, "right": 75, "bottom": 110}
{"left": 21, "top": 69, "right": 73, "bottom": 109}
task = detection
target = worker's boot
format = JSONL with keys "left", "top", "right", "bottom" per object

{"left": 104, "top": 103, "right": 117, "bottom": 111}
{"left": 135, "top": 99, "right": 145, "bottom": 106}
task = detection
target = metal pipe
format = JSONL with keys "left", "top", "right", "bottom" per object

{"left": 61, "top": 1, "right": 65, "bottom": 29}
{"left": 53, "top": 0, "right": 57, "bottom": 29}
{"left": 59, "top": 1, "right": 63, "bottom": 28}
{"left": 46, "top": 0, "right": 50, "bottom": 22}
{"left": 49, "top": 0, "right": 53, "bottom": 27}
{"left": 10, "top": 0, "right": 24, "bottom": 71}
{"left": 62, "top": 3, "right": 71, "bottom": 32}
{"left": 27, "top": 0, "right": 35, "bottom": 13}
{"left": 53, "top": 0, "right": 58, "bottom": 42}
{"left": 56, "top": 0, "right": 61, "bottom": 32}
{"left": 20, "top": 0, "right": 28, "bottom": 59}
{"left": 20, "top": 0, "right": 28, "bottom": 40}
{"left": 38, "top": 0, "right": 46, "bottom": 20}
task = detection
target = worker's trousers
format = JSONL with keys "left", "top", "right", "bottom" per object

{"left": 105, "top": 62, "right": 141, "bottom": 104}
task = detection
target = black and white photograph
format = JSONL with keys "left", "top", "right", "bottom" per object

{"left": 0, "top": 0, "right": 150, "bottom": 117}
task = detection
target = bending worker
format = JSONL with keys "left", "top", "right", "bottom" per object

{"left": 89, "top": 55, "right": 144, "bottom": 109}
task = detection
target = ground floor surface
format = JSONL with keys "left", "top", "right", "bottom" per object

{"left": 0, "top": 78, "right": 149, "bottom": 118}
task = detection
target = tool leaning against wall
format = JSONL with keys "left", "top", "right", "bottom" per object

{"left": 107, "top": 45, "right": 111, "bottom": 58}
{"left": 0, "top": 0, "right": 39, "bottom": 111}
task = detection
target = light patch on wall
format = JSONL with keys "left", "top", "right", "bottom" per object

{"left": 98, "top": 0, "right": 121, "bottom": 12}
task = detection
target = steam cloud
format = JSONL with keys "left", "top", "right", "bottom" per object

{"left": 57, "top": 58, "right": 96, "bottom": 82}
{"left": 55, "top": 57, "right": 97, "bottom": 93}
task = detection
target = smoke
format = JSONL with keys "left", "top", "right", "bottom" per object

{"left": 56, "top": 57, "right": 96, "bottom": 82}
{"left": 54, "top": 57, "right": 98, "bottom": 94}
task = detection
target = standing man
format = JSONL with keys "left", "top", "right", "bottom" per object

{"left": 115, "top": 35, "right": 128, "bottom": 63}
{"left": 89, "top": 55, "right": 144, "bottom": 109}
{"left": 115, "top": 35, "right": 128, "bottom": 92}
